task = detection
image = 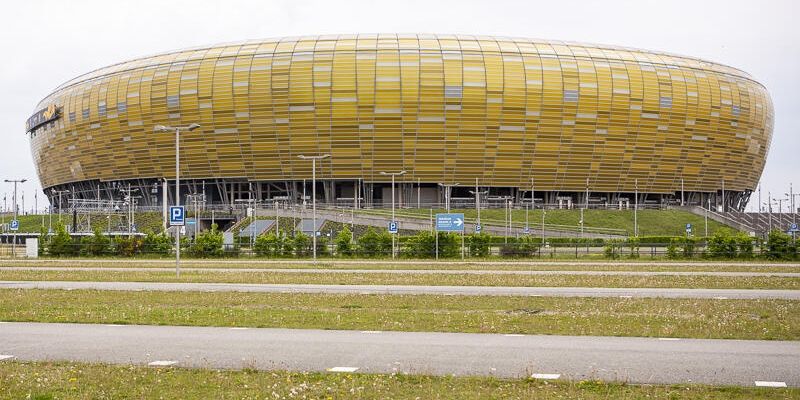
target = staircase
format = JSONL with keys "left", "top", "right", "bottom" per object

{"left": 683, "top": 206, "right": 797, "bottom": 236}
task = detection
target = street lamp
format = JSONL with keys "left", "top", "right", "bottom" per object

{"left": 298, "top": 154, "right": 330, "bottom": 260}
{"left": 380, "top": 170, "right": 407, "bottom": 258}
{"left": 437, "top": 182, "right": 460, "bottom": 212}
{"left": 468, "top": 178, "right": 488, "bottom": 232}
{"left": 154, "top": 123, "right": 200, "bottom": 277}
{"left": 4, "top": 178, "right": 26, "bottom": 257}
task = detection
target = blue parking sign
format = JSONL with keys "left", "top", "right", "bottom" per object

{"left": 475, "top": 224, "right": 482, "bottom": 233}
{"left": 169, "top": 206, "right": 185, "bottom": 226}
{"left": 388, "top": 221, "right": 398, "bottom": 234}
{"left": 9, "top": 219, "right": 19, "bottom": 231}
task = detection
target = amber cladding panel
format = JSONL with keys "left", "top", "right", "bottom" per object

{"left": 29, "top": 34, "right": 773, "bottom": 194}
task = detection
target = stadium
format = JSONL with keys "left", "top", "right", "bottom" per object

{"left": 27, "top": 34, "right": 773, "bottom": 212}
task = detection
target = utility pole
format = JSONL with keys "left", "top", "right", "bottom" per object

{"left": 298, "top": 154, "right": 331, "bottom": 261}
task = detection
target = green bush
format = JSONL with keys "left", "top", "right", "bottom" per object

{"left": 189, "top": 224, "right": 223, "bottom": 257}
{"left": 603, "top": 240, "right": 621, "bottom": 259}
{"left": 466, "top": 233, "right": 491, "bottom": 257}
{"left": 254, "top": 232, "right": 281, "bottom": 257}
{"left": 736, "top": 233, "right": 755, "bottom": 259}
{"left": 626, "top": 237, "right": 640, "bottom": 259}
{"left": 707, "top": 229, "right": 738, "bottom": 258}
{"left": 357, "top": 228, "right": 392, "bottom": 257}
{"left": 401, "top": 231, "right": 436, "bottom": 258}
{"left": 666, "top": 238, "right": 681, "bottom": 259}
{"left": 682, "top": 236, "right": 698, "bottom": 258}
{"left": 48, "top": 223, "right": 76, "bottom": 257}
{"left": 280, "top": 235, "right": 295, "bottom": 257}
{"left": 142, "top": 231, "right": 173, "bottom": 256}
{"left": 335, "top": 227, "right": 354, "bottom": 256}
{"left": 764, "top": 230, "right": 796, "bottom": 260}
{"left": 80, "top": 228, "right": 112, "bottom": 256}
{"left": 114, "top": 236, "right": 143, "bottom": 257}
{"left": 294, "top": 232, "right": 311, "bottom": 257}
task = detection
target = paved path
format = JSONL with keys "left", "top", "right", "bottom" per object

{"left": 0, "top": 322, "right": 796, "bottom": 387}
{"left": 2, "top": 280, "right": 798, "bottom": 299}
{"left": 1, "top": 266, "right": 799, "bottom": 277}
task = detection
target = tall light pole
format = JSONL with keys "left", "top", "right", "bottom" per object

{"left": 381, "top": 170, "right": 406, "bottom": 259}
{"left": 4, "top": 179, "right": 26, "bottom": 256}
{"left": 438, "top": 182, "right": 460, "bottom": 212}
{"left": 468, "top": 178, "right": 488, "bottom": 232}
{"left": 298, "top": 154, "right": 330, "bottom": 260}
{"left": 154, "top": 123, "right": 201, "bottom": 277}
{"left": 634, "top": 179, "right": 639, "bottom": 237}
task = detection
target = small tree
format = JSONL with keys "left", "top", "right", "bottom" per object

{"left": 48, "top": 222, "right": 76, "bottom": 257}
{"left": 707, "top": 229, "right": 738, "bottom": 258}
{"left": 666, "top": 238, "right": 681, "bottom": 259}
{"left": 114, "top": 236, "right": 143, "bottom": 257}
{"left": 294, "top": 232, "right": 311, "bottom": 257}
{"left": 765, "top": 230, "right": 795, "bottom": 260}
{"left": 254, "top": 232, "right": 280, "bottom": 257}
{"left": 335, "top": 227, "right": 354, "bottom": 257}
{"left": 142, "top": 231, "right": 173, "bottom": 256}
{"left": 401, "top": 231, "right": 436, "bottom": 258}
{"left": 280, "top": 234, "right": 295, "bottom": 257}
{"left": 81, "top": 228, "right": 112, "bottom": 256}
{"left": 357, "top": 228, "right": 392, "bottom": 258}
{"left": 38, "top": 226, "right": 50, "bottom": 256}
{"left": 627, "top": 237, "right": 640, "bottom": 259}
{"left": 189, "top": 224, "right": 223, "bottom": 257}
{"left": 735, "top": 232, "right": 754, "bottom": 259}
{"left": 466, "top": 233, "right": 491, "bottom": 257}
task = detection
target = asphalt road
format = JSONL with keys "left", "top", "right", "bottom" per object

{"left": 0, "top": 322, "right": 796, "bottom": 387}
{"left": 1, "top": 280, "right": 799, "bottom": 299}
{"left": 2, "top": 266, "right": 798, "bottom": 277}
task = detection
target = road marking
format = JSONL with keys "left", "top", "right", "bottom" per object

{"left": 229, "top": 327, "right": 249, "bottom": 330}
{"left": 658, "top": 338, "right": 681, "bottom": 341}
{"left": 104, "top": 324, "right": 126, "bottom": 327}
{"left": 361, "top": 330, "right": 381, "bottom": 334}
{"left": 531, "top": 373, "right": 561, "bottom": 380}
{"left": 504, "top": 334, "right": 525, "bottom": 337}
{"left": 713, "top": 296, "right": 729, "bottom": 300}
{"left": 327, "top": 366, "right": 359, "bottom": 373}
{"left": 0, "top": 355, "right": 15, "bottom": 361}
{"left": 619, "top": 295, "right": 633, "bottom": 299}
{"left": 148, "top": 360, "right": 177, "bottom": 367}
{"left": 755, "top": 381, "right": 787, "bottom": 388}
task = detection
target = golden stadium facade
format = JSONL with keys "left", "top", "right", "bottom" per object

{"left": 28, "top": 34, "right": 773, "bottom": 211}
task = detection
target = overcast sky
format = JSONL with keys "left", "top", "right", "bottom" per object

{"left": 0, "top": 0, "right": 797, "bottom": 212}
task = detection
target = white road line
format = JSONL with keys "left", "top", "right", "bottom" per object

{"left": 531, "top": 373, "right": 561, "bottom": 380}
{"left": 229, "top": 327, "right": 249, "bottom": 330}
{"left": 0, "top": 354, "right": 15, "bottom": 361}
{"left": 327, "top": 366, "right": 359, "bottom": 373}
{"left": 148, "top": 360, "right": 177, "bottom": 367}
{"left": 104, "top": 324, "right": 126, "bottom": 327}
{"left": 658, "top": 338, "right": 681, "bottom": 341}
{"left": 713, "top": 296, "right": 729, "bottom": 300}
{"left": 361, "top": 331, "right": 381, "bottom": 334}
{"left": 503, "top": 334, "right": 525, "bottom": 337}
{"left": 755, "top": 381, "right": 787, "bottom": 388}
{"left": 619, "top": 295, "right": 633, "bottom": 299}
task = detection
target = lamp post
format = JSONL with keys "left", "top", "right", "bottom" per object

{"left": 634, "top": 179, "right": 639, "bottom": 237}
{"left": 380, "top": 170, "right": 406, "bottom": 259}
{"left": 468, "top": 179, "right": 488, "bottom": 232}
{"left": 298, "top": 154, "right": 330, "bottom": 260}
{"left": 4, "top": 179, "right": 26, "bottom": 257}
{"left": 154, "top": 123, "right": 200, "bottom": 277}
{"left": 437, "top": 182, "right": 460, "bottom": 212}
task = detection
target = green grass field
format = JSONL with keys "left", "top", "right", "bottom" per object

{"left": 2, "top": 290, "right": 797, "bottom": 340}
{"left": 5, "top": 208, "right": 730, "bottom": 237}
{"left": 3, "top": 361, "right": 795, "bottom": 400}
{"left": 4, "top": 259, "right": 800, "bottom": 272}
{"left": 0, "top": 268, "right": 798, "bottom": 289}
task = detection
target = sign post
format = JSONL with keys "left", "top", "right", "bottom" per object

{"left": 169, "top": 206, "right": 185, "bottom": 276}
{"left": 435, "top": 213, "right": 465, "bottom": 260}
{"left": 685, "top": 223, "right": 693, "bottom": 236}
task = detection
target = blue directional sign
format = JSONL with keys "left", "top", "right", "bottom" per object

{"left": 388, "top": 221, "right": 398, "bottom": 234}
{"left": 9, "top": 219, "right": 19, "bottom": 231}
{"left": 169, "top": 206, "right": 185, "bottom": 226}
{"left": 436, "top": 213, "right": 465, "bottom": 232}
{"left": 475, "top": 224, "right": 482, "bottom": 233}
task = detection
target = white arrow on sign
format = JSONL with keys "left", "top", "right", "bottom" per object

{"left": 454, "top": 218, "right": 463, "bottom": 227}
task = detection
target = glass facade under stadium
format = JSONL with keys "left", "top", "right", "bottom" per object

{"left": 27, "top": 34, "right": 773, "bottom": 211}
